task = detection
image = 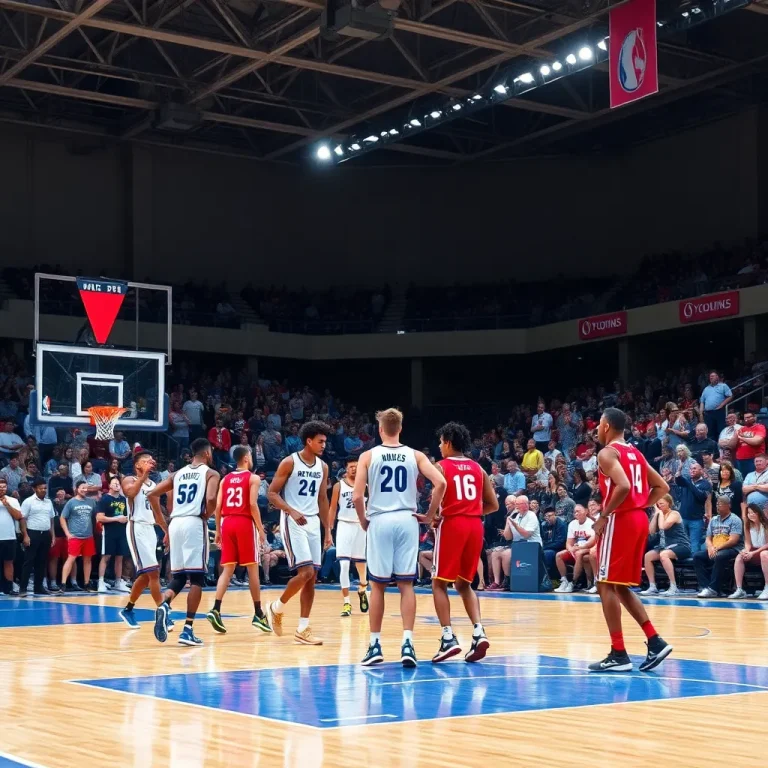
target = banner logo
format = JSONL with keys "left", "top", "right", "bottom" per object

{"left": 609, "top": 0, "right": 658, "bottom": 109}
{"left": 679, "top": 291, "right": 740, "bottom": 324}
{"left": 578, "top": 311, "right": 628, "bottom": 341}
{"left": 619, "top": 29, "right": 647, "bottom": 92}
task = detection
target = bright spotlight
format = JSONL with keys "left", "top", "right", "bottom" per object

{"left": 350, "top": 142, "right": 361, "bottom": 151}
{"left": 682, "top": 11, "right": 689, "bottom": 17}
{"left": 566, "top": 53, "right": 577, "bottom": 65}
{"left": 493, "top": 84, "right": 508, "bottom": 94}
{"left": 519, "top": 72, "right": 534, "bottom": 84}
{"left": 471, "top": 94, "right": 482, "bottom": 100}
{"left": 540, "top": 65, "right": 551, "bottom": 76}
{"left": 333, "top": 145, "right": 344, "bottom": 157}
{"left": 452, "top": 103, "right": 462, "bottom": 111}
{"left": 364, "top": 135, "right": 378, "bottom": 143}
{"left": 389, "top": 128, "right": 399, "bottom": 136}
{"left": 597, "top": 39, "right": 607, "bottom": 51}
{"left": 410, "top": 118, "right": 421, "bottom": 127}
{"left": 430, "top": 110, "right": 441, "bottom": 119}
{"left": 578, "top": 46, "right": 592, "bottom": 60}
{"left": 316, "top": 145, "right": 331, "bottom": 161}
{"left": 552, "top": 61, "right": 562, "bottom": 71}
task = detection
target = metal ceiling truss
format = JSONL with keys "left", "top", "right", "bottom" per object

{"left": 0, "top": 0, "right": 764, "bottom": 165}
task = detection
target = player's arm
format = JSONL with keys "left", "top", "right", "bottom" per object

{"left": 267, "top": 456, "right": 306, "bottom": 524}
{"left": 213, "top": 482, "right": 224, "bottom": 546}
{"left": 122, "top": 471, "right": 150, "bottom": 502}
{"left": 319, "top": 462, "right": 332, "bottom": 549}
{"left": 594, "top": 449, "right": 630, "bottom": 538}
{"left": 249, "top": 474, "right": 266, "bottom": 546}
{"left": 481, "top": 470, "right": 499, "bottom": 516}
{"left": 204, "top": 469, "right": 221, "bottom": 519}
{"left": 352, "top": 451, "right": 370, "bottom": 531}
{"left": 645, "top": 462, "right": 670, "bottom": 509}
{"left": 328, "top": 480, "right": 341, "bottom": 534}
{"left": 415, "top": 462, "right": 445, "bottom": 525}
{"left": 415, "top": 451, "right": 447, "bottom": 524}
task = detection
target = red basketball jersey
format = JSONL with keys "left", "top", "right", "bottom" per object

{"left": 438, "top": 457, "right": 484, "bottom": 517}
{"left": 220, "top": 470, "right": 252, "bottom": 517}
{"left": 598, "top": 441, "right": 649, "bottom": 514}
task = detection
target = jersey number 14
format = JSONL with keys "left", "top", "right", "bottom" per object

{"left": 604, "top": 463, "right": 643, "bottom": 495}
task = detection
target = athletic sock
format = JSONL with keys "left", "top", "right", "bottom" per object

{"left": 273, "top": 599, "right": 285, "bottom": 614}
{"left": 297, "top": 617, "right": 309, "bottom": 632}
{"left": 610, "top": 631, "right": 626, "bottom": 652}
{"left": 403, "top": 629, "right": 413, "bottom": 643}
{"left": 343, "top": 598, "right": 351, "bottom": 606}
{"left": 358, "top": 582, "right": 368, "bottom": 592}
{"left": 254, "top": 601, "right": 264, "bottom": 617}
{"left": 213, "top": 599, "right": 222, "bottom": 612}
{"left": 125, "top": 601, "right": 135, "bottom": 612}
{"left": 185, "top": 618, "right": 194, "bottom": 629}
{"left": 473, "top": 622, "right": 484, "bottom": 638}
{"left": 441, "top": 626, "right": 454, "bottom": 640}
{"left": 641, "top": 620, "right": 657, "bottom": 640}
{"left": 370, "top": 632, "right": 381, "bottom": 646}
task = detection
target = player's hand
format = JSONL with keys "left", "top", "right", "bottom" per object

{"left": 289, "top": 509, "right": 307, "bottom": 526}
{"left": 324, "top": 533, "right": 333, "bottom": 551}
{"left": 214, "top": 531, "right": 221, "bottom": 547}
{"left": 360, "top": 518, "right": 369, "bottom": 532}
{"left": 592, "top": 516, "right": 607, "bottom": 537}
{"left": 413, "top": 513, "right": 433, "bottom": 526}
{"left": 163, "top": 532, "right": 170, "bottom": 550}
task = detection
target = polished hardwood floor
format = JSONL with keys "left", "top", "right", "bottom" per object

{"left": 2, "top": 585, "right": 767, "bottom": 767}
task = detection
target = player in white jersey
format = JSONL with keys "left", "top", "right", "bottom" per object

{"left": 265, "top": 421, "right": 331, "bottom": 646}
{"left": 119, "top": 450, "right": 170, "bottom": 642}
{"left": 148, "top": 438, "right": 220, "bottom": 647}
{"left": 354, "top": 408, "right": 446, "bottom": 667}
{"left": 328, "top": 456, "right": 369, "bottom": 617}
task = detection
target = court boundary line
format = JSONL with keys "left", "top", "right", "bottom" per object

{"left": 0, "top": 749, "right": 49, "bottom": 768}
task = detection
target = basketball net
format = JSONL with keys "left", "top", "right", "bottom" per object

{"left": 87, "top": 405, "right": 128, "bottom": 440}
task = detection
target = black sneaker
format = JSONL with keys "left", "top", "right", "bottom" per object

{"left": 639, "top": 635, "right": 673, "bottom": 672}
{"left": 68, "top": 583, "right": 84, "bottom": 592}
{"left": 432, "top": 635, "right": 462, "bottom": 663}
{"left": 588, "top": 649, "right": 633, "bottom": 673}
{"left": 401, "top": 639, "right": 418, "bottom": 668}
{"left": 358, "top": 589, "right": 369, "bottom": 614}
{"left": 464, "top": 632, "right": 490, "bottom": 663}
{"left": 361, "top": 640, "right": 384, "bottom": 666}
{"left": 206, "top": 608, "right": 227, "bottom": 634}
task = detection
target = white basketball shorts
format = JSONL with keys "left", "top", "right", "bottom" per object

{"left": 281, "top": 512, "right": 321, "bottom": 570}
{"left": 127, "top": 520, "right": 159, "bottom": 575}
{"left": 335, "top": 519, "right": 367, "bottom": 562}
{"left": 169, "top": 516, "right": 209, "bottom": 574}
{"left": 366, "top": 511, "right": 418, "bottom": 583}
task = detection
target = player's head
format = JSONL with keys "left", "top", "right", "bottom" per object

{"left": 345, "top": 455, "right": 358, "bottom": 480}
{"left": 377, "top": 408, "right": 403, "bottom": 440}
{"left": 597, "top": 407, "right": 627, "bottom": 446}
{"left": 232, "top": 445, "right": 253, "bottom": 470}
{"left": 190, "top": 437, "right": 213, "bottom": 466}
{"left": 437, "top": 421, "right": 471, "bottom": 458}
{"left": 299, "top": 421, "right": 330, "bottom": 457}
{"left": 133, "top": 450, "right": 155, "bottom": 474}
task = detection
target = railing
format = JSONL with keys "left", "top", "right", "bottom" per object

{"left": 267, "top": 318, "right": 380, "bottom": 335}
{"left": 727, "top": 371, "right": 767, "bottom": 419}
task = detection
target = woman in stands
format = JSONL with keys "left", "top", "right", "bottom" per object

{"left": 675, "top": 444, "right": 695, "bottom": 478}
{"left": 640, "top": 493, "right": 691, "bottom": 597}
{"left": 729, "top": 503, "right": 768, "bottom": 600}
{"left": 554, "top": 483, "right": 575, "bottom": 523}
{"left": 570, "top": 467, "right": 591, "bottom": 507}
{"left": 101, "top": 458, "right": 122, "bottom": 491}
{"left": 716, "top": 460, "right": 742, "bottom": 516}
{"left": 666, "top": 404, "right": 689, "bottom": 453}
{"left": 540, "top": 472, "right": 559, "bottom": 510}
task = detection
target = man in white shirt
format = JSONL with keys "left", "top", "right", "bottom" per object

{"left": 545, "top": 439, "right": 562, "bottom": 465}
{"left": 182, "top": 390, "right": 206, "bottom": 442}
{"left": 0, "top": 455, "right": 25, "bottom": 498}
{"left": 718, "top": 411, "right": 741, "bottom": 463}
{"left": 531, "top": 403, "right": 554, "bottom": 453}
{"left": 0, "top": 420, "right": 24, "bottom": 458}
{"left": 554, "top": 505, "right": 596, "bottom": 593}
{"left": 503, "top": 495, "right": 543, "bottom": 545}
{"left": 0, "top": 479, "right": 21, "bottom": 594}
{"left": 19, "top": 478, "right": 55, "bottom": 596}
{"left": 109, "top": 431, "right": 132, "bottom": 472}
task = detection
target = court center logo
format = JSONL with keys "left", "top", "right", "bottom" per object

{"left": 618, "top": 28, "right": 647, "bottom": 92}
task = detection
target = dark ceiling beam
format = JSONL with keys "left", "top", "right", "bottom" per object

{"left": 0, "top": 0, "right": 114, "bottom": 86}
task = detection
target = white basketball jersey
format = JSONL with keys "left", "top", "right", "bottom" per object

{"left": 171, "top": 463, "right": 210, "bottom": 519}
{"left": 337, "top": 478, "right": 365, "bottom": 523}
{"left": 366, "top": 444, "right": 418, "bottom": 516}
{"left": 283, "top": 453, "right": 324, "bottom": 517}
{"left": 128, "top": 479, "right": 156, "bottom": 524}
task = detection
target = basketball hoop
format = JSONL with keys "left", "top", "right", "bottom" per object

{"left": 87, "top": 405, "right": 128, "bottom": 440}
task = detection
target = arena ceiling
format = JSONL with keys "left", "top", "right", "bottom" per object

{"left": 0, "top": 0, "right": 766, "bottom": 165}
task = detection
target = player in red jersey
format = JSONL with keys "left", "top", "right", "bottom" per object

{"left": 590, "top": 407, "right": 672, "bottom": 673}
{"left": 419, "top": 422, "right": 498, "bottom": 663}
{"left": 206, "top": 446, "right": 271, "bottom": 634}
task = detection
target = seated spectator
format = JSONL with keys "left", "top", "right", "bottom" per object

{"left": 485, "top": 503, "right": 510, "bottom": 591}
{"left": 675, "top": 461, "right": 712, "bottom": 552}
{"left": 554, "top": 504, "right": 595, "bottom": 593}
{"left": 0, "top": 455, "right": 25, "bottom": 498}
{"left": 0, "top": 420, "right": 24, "bottom": 460}
{"left": 641, "top": 425, "right": 662, "bottom": 465}
{"left": 693, "top": 495, "right": 743, "bottom": 597}
{"left": 734, "top": 411, "right": 766, "bottom": 476}
{"left": 260, "top": 522, "right": 286, "bottom": 585}
{"left": 160, "top": 460, "right": 175, "bottom": 482}
{"left": 715, "top": 460, "right": 742, "bottom": 517}
{"left": 417, "top": 527, "right": 435, "bottom": 586}
{"left": 503, "top": 460, "right": 526, "bottom": 496}
{"left": 489, "top": 462, "right": 505, "bottom": 489}
{"left": 544, "top": 439, "right": 562, "bottom": 465}
{"left": 689, "top": 423, "right": 718, "bottom": 465}
{"left": 554, "top": 483, "right": 575, "bottom": 523}
{"left": 701, "top": 450, "right": 720, "bottom": 488}
{"left": 521, "top": 439, "right": 544, "bottom": 478}
{"left": 570, "top": 467, "right": 591, "bottom": 507}
{"left": 540, "top": 507, "right": 567, "bottom": 579}
{"left": 640, "top": 494, "right": 691, "bottom": 596}
{"left": 501, "top": 494, "right": 542, "bottom": 544}
{"left": 742, "top": 454, "right": 768, "bottom": 512}
{"left": 343, "top": 432, "right": 363, "bottom": 457}
{"left": 729, "top": 503, "right": 768, "bottom": 599}
{"left": 664, "top": 404, "right": 689, "bottom": 452}
{"left": 44, "top": 445, "right": 63, "bottom": 480}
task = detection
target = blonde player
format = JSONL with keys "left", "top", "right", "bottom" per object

{"left": 119, "top": 451, "right": 170, "bottom": 642}
{"left": 354, "top": 408, "right": 446, "bottom": 667}
{"left": 329, "top": 456, "right": 368, "bottom": 617}
{"left": 148, "top": 438, "right": 220, "bottom": 647}
{"left": 265, "top": 421, "right": 332, "bottom": 645}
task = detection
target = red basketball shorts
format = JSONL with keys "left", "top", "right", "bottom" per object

{"left": 596, "top": 509, "right": 648, "bottom": 586}
{"left": 220, "top": 515, "right": 258, "bottom": 567}
{"left": 433, "top": 515, "right": 484, "bottom": 583}
{"left": 67, "top": 537, "right": 96, "bottom": 557}
{"left": 49, "top": 537, "right": 68, "bottom": 559}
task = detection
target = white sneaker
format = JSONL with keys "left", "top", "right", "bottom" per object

{"left": 660, "top": 585, "right": 679, "bottom": 597}
{"left": 27, "top": 578, "right": 34, "bottom": 592}
{"left": 115, "top": 580, "right": 131, "bottom": 593}
{"left": 11, "top": 583, "right": 20, "bottom": 595}
{"left": 757, "top": 587, "right": 768, "bottom": 601}
{"left": 587, "top": 585, "right": 598, "bottom": 594}
{"left": 728, "top": 587, "right": 747, "bottom": 599}
{"left": 697, "top": 587, "right": 717, "bottom": 598}
{"left": 554, "top": 581, "right": 568, "bottom": 593}
{"left": 97, "top": 580, "right": 109, "bottom": 594}
{"left": 640, "top": 585, "right": 659, "bottom": 596}
{"left": 562, "top": 581, "right": 574, "bottom": 593}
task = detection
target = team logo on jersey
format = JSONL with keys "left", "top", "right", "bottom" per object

{"left": 618, "top": 29, "right": 646, "bottom": 92}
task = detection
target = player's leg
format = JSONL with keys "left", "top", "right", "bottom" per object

{"left": 431, "top": 517, "right": 464, "bottom": 662}
{"left": 177, "top": 518, "right": 209, "bottom": 646}
{"left": 208, "top": 515, "right": 241, "bottom": 633}
{"left": 355, "top": 558, "right": 369, "bottom": 614}
{"left": 338, "top": 559, "right": 352, "bottom": 615}
{"left": 293, "top": 516, "right": 322, "bottom": 643}
{"left": 207, "top": 563, "right": 235, "bottom": 634}
{"left": 337, "top": 520, "right": 353, "bottom": 615}
{"left": 361, "top": 514, "right": 391, "bottom": 665}
{"left": 394, "top": 512, "right": 419, "bottom": 667}
{"left": 246, "top": 563, "right": 270, "bottom": 631}
{"left": 178, "top": 572, "right": 205, "bottom": 646}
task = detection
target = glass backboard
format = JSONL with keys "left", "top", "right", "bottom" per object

{"left": 31, "top": 343, "right": 167, "bottom": 431}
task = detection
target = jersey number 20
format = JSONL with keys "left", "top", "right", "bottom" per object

{"left": 380, "top": 465, "right": 407, "bottom": 493}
